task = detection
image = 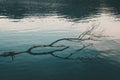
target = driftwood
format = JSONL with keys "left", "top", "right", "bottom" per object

{"left": 0, "top": 26, "right": 106, "bottom": 61}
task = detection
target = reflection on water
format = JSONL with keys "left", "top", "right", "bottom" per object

{"left": 0, "top": 0, "right": 119, "bottom": 20}
{"left": 0, "top": 0, "right": 120, "bottom": 80}
{"left": 0, "top": 0, "right": 101, "bottom": 19}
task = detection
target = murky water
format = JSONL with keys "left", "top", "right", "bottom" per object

{"left": 0, "top": 0, "right": 120, "bottom": 80}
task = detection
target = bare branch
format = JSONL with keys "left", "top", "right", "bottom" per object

{"left": 0, "top": 26, "right": 106, "bottom": 61}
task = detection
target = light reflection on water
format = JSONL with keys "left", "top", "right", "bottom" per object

{"left": 0, "top": 0, "right": 120, "bottom": 80}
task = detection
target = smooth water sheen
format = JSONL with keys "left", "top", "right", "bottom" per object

{"left": 0, "top": 0, "right": 120, "bottom": 80}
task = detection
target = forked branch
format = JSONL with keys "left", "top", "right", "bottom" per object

{"left": 0, "top": 26, "right": 106, "bottom": 61}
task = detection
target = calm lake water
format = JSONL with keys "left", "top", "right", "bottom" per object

{"left": 0, "top": 0, "right": 120, "bottom": 80}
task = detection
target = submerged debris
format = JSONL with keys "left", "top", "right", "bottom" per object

{"left": 0, "top": 26, "right": 107, "bottom": 61}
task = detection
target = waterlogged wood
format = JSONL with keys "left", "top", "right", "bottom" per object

{"left": 0, "top": 26, "right": 106, "bottom": 61}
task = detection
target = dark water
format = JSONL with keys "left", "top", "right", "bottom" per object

{"left": 0, "top": 0, "right": 120, "bottom": 80}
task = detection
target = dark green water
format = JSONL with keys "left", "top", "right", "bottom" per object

{"left": 0, "top": 0, "right": 120, "bottom": 80}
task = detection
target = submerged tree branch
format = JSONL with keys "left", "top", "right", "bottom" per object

{"left": 0, "top": 26, "right": 106, "bottom": 61}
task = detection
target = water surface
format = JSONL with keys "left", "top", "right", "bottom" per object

{"left": 0, "top": 0, "right": 120, "bottom": 80}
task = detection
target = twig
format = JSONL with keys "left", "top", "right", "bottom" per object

{"left": 0, "top": 26, "right": 106, "bottom": 61}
